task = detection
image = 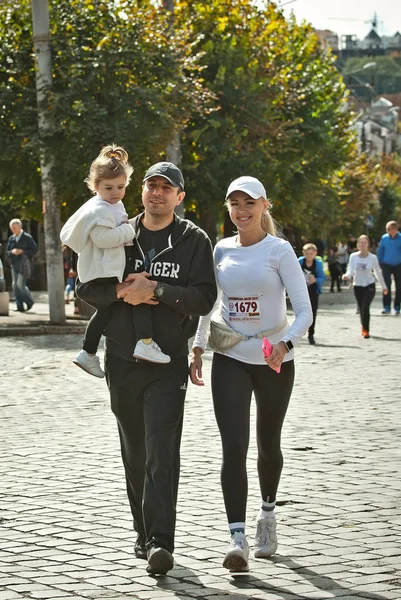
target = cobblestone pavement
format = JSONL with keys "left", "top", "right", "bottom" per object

{"left": 0, "top": 290, "right": 400, "bottom": 600}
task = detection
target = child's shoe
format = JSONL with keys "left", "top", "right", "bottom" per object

{"left": 362, "top": 329, "right": 370, "bottom": 339}
{"left": 222, "top": 532, "right": 249, "bottom": 572}
{"left": 73, "top": 350, "right": 105, "bottom": 378}
{"left": 133, "top": 340, "right": 171, "bottom": 364}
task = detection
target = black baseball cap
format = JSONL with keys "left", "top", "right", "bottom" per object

{"left": 143, "top": 162, "right": 185, "bottom": 190}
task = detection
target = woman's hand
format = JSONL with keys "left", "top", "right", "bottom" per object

{"left": 383, "top": 288, "right": 389, "bottom": 295}
{"left": 264, "top": 341, "right": 287, "bottom": 372}
{"left": 189, "top": 347, "right": 204, "bottom": 386}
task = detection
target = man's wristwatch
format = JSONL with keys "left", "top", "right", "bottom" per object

{"left": 153, "top": 282, "right": 166, "bottom": 300}
{"left": 283, "top": 340, "right": 294, "bottom": 353}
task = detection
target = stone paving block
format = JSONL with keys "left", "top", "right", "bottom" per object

{"left": 29, "top": 591, "right": 75, "bottom": 599}
{"left": 0, "top": 593, "right": 26, "bottom": 600}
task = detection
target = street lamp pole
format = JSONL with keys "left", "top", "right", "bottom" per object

{"left": 31, "top": 0, "right": 65, "bottom": 324}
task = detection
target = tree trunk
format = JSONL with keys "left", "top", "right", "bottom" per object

{"left": 200, "top": 210, "right": 217, "bottom": 246}
{"left": 163, "top": 0, "right": 184, "bottom": 219}
{"left": 166, "top": 130, "right": 184, "bottom": 219}
{"left": 31, "top": 0, "right": 65, "bottom": 323}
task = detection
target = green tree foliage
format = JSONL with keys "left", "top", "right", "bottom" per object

{"left": 1, "top": 0, "right": 383, "bottom": 245}
{"left": 374, "top": 154, "right": 401, "bottom": 237}
{"left": 174, "top": 0, "right": 354, "bottom": 237}
{"left": 0, "top": 0, "right": 211, "bottom": 223}
{"left": 342, "top": 56, "right": 401, "bottom": 101}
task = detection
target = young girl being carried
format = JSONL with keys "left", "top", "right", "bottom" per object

{"left": 61, "top": 144, "right": 170, "bottom": 378}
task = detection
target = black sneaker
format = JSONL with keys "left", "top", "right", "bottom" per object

{"left": 134, "top": 535, "right": 147, "bottom": 560}
{"left": 308, "top": 335, "right": 316, "bottom": 345}
{"left": 146, "top": 545, "right": 174, "bottom": 575}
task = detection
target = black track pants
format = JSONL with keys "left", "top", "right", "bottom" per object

{"left": 308, "top": 292, "right": 319, "bottom": 337}
{"left": 211, "top": 352, "right": 295, "bottom": 524}
{"left": 105, "top": 352, "right": 188, "bottom": 553}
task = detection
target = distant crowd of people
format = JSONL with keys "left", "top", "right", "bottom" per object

{"left": 297, "top": 225, "right": 401, "bottom": 341}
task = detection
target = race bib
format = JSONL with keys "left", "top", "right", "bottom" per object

{"left": 228, "top": 296, "right": 261, "bottom": 321}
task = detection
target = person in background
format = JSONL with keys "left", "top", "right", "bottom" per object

{"left": 65, "top": 268, "right": 77, "bottom": 304}
{"left": 298, "top": 243, "right": 326, "bottom": 345}
{"left": 190, "top": 176, "right": 312, "bottom": 573}
{"left": 336, "top": 241, "right": 349, "bottom": 276}
{"left": 328, "top": 246, "right": 342, "bottom": 293}
{"left": 0, "top": 243, "right": 6, "bottom": 293}
{"left": 6, "top": 218, "right": 38, "bottom": 312}
{"left": 343, "top": 234, "right": 388, "bottom": 338}
{"left": 377, "top": 221, "right": 401, "bottom": 315}
{"left": 347, "top": 235, "right": 357, "bottom": 256}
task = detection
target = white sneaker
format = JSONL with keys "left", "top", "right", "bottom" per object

{"left": 73, "top": 350, "right": 105, "bottom": 378}
{"left": 133, "top": 340, "right": 171, "bottom": 364}
{"left": 222, "top": 531, "right": 249, "bottom": 572}
{"left": 254, "top": 512, "right": 278, "bottom": 557}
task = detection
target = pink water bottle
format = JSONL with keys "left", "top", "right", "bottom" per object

{"left": 262, "top": 338, "right": 281, "bottom": 373}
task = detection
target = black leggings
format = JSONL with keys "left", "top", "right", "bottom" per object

{"left": 211, "top": 352, "right": 295, "bottom": 524}
{"left": 354, "top": 283, "right": 375, "bottom": 331}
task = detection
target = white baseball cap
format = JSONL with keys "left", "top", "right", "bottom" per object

{"left": 225, "top": 176, "right": 267, "bottom": 200}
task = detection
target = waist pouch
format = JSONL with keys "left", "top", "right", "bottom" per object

{"left": 208, "top": 312, "right": 288, "bottom": 352}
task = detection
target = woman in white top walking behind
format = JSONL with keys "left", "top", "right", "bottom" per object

{"left": 190, "top": 176, "right": 312, "bottom": 572}
{"left": 343, "top": 234, "right": 388, "bottom": 339}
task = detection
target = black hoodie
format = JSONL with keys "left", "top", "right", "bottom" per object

{"left": 76, "top": 213, "right": 217, "bottom": 361}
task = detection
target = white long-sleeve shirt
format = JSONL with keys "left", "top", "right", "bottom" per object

{"left": 60, "top": 195, "right": 135, "bottom": 283}
{"left": 345, "top": 252, "right": 387, "bottom": 289}
{"left": 193, "top": 234, "right": 313, "bottom": 365}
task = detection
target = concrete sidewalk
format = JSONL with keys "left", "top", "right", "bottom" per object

{"left": 0, "top": 292, "right": 88, "bottom": 336}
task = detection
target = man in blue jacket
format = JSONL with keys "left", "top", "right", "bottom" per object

{"left": 6, "top": 219, "right": 38, "bottom": 312}
{"left": 377, "top": 221, "right": 401, "bottom": 315}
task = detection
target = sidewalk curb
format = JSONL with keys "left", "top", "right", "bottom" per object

{"left": 0, "top": 323, "right": 88, "bottom": 337}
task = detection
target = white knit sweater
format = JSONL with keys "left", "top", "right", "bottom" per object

{"left": 60, "top": 195, "right": 135, "bottom": 283}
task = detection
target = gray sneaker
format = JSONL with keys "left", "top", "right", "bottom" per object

{"left": 223, "top": 532, "right": 249, "bottom": 572}
{"left": 73, "top": 350, "right": 105, "bottom": 378}
{"left": 254, "top": 512, "right": 278, "bottom": 557}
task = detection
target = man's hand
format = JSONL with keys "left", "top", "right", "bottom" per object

{"left": 11, "top": 248, "right": 23, "bottom": 255}
{"left": 115, "top": 271, "right": 152, "bottom": 297}
{"left": 189, "top": 347, "right": 205, "bottom": 386}
{"left": 116, "top": 273, "right": 158, "bottom": 305}
{"left": 124, "top": 272, "right": 151, "bottom": 282}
